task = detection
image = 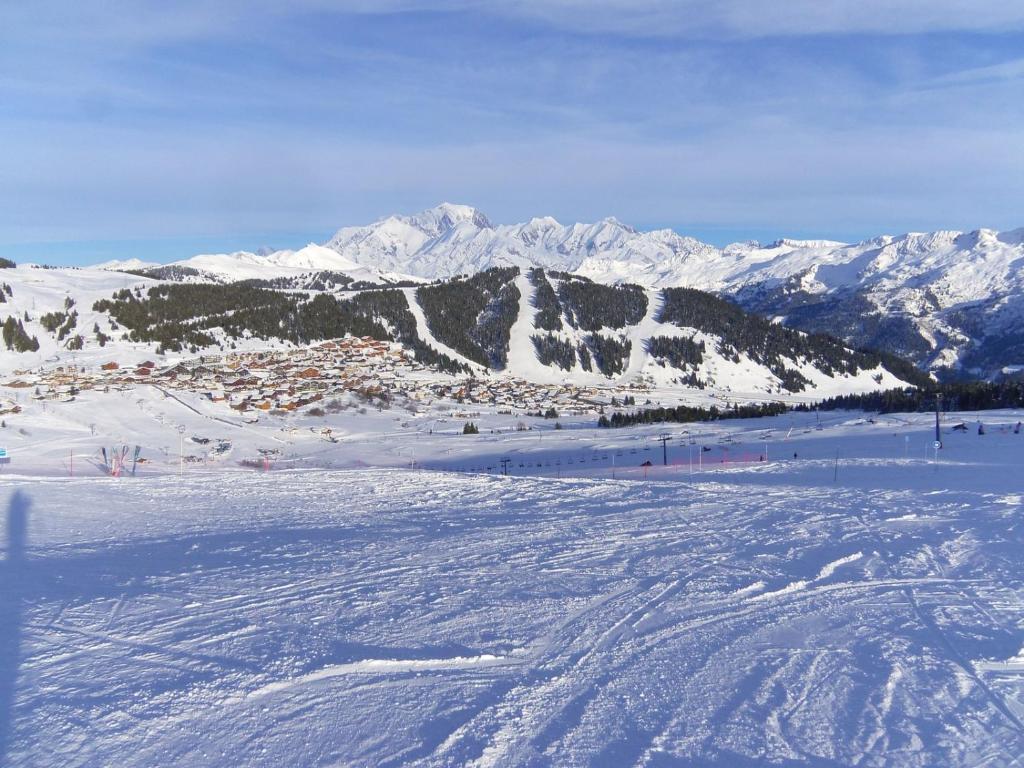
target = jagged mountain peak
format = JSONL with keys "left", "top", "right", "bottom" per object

{"left": 403, "top": 202, "right": 494, "bottom": 235}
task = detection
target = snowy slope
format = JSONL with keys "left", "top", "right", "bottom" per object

{"left": 94, "top": 258, "right": 161, "bottom": 272}
{"left": 0, "top": 264, "right": 158, "bottom": 369}
{"left": 3, "top": 408, "right": 1024, "bottom": 765}
{"left": 170, "top": 243, "right": 411, "bottom": 285}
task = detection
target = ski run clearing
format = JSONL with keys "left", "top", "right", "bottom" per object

{"left": 2, "top": 407, "right": 1024, "bottom": 766}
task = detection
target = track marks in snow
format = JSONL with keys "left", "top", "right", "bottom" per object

{"left": 749, "top": 552, "right": 864, "bottom": 603}
{"left": 240, "top": 653, "right": 520, "bottom": 702}
{"left": 732, "top": 580, "right": 767, "bottom": 598}
{"left": 7, "top": 470, "right": 1024, "bottom": 766}
{"left": 817, "top": 551, "right": 864, "bottom": 580}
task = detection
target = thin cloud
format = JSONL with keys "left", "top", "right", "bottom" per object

{"left": 7, "top": 1, "right": 1024, "bottom": 46}
{"left": 1, "top": 2, "right": 1022, "bottom": 262}
{"left": 446, "top": 0, "right": 1024, "bottom": 39}
{"left": 926, "top": 57, "right": 1024, "bottom": 87}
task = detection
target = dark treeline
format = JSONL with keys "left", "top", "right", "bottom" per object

{"left": 531, "top": 331, "right": 632, "bottom": 376}
{"left": 646, "top": 335, "right": 707, "bottom": 387}
{"left": 532, "top": 333, "right": 575, "bottom": 370}
{"left": 240, "top": 273, "right": 422, "bottom": 292}
{"left": 240, "top": 271, "right": 353, "bottom": 291}
{"left": 94, "top": 283, "right": 387, "bottom": 354}
{"left": 123, "top": 266, "right": 422, "bottom": 293}
{"left": 805, "top": 381, "right": 1024, "bottom": 414}
{"left": 417, "top": 267, "right": 520, "bottom": 368}
{"left": 2, "top": 316, "right": 39, "bottom": 352}
{"left": 607, "top": 380, "right": 1023, "bottom": 431}
{"left": 351, "top": 289, "right": 470, "bottom": 374}
{"left": 601, "top": 401, "right": 789, "bottom": 428}
{"left": 126, "top": 265, "right": 204, "bottom": 281}
{"left": 646, "top": 335, "right": 705, "bottom": 370}
{"left": 587, "top": 334, "right": 631, "bottom": 376}
{"left": 558, "top": 276, "right": 647, "bottom": 330}
{"left": 529, "top": 268, "right": 563, "bottom": 331}
{"left": 577, "top": 342, "right": 592, "bottom": 371}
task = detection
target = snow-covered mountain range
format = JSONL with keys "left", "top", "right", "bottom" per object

{"left": 0, "top": 260, "right": 913, "bottom": 400}
{"left": 72, "top": 203, "right": 1024, "bottom": 376}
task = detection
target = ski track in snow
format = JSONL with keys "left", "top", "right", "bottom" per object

{"left": 2, "top": 430, "right": 1024, "bottom": 767}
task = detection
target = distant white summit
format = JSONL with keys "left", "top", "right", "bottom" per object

{"left": 94, "top": 257, "right": 161, "bottom": 272}
{"left": 128, "top": 203, "right": 1022, "bottom": 311}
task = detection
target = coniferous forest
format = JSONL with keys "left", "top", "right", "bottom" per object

{"left": 416, "top": 267, "right": 520, "bottom": 368}
{"left": 602, "top": 401, "right": 789, "bottom": 428}
{"left": 2, "top": 315, "right": 40, "bottom": 352}
{"left": 805, "top": 381, "right": 1024, "bottom": 414}
{"left": 532, "top": 333, "right": 576, "bottom": 370}
{"left": 529, "top": 268, "right": 563, "bottom": 331}
{"left": 586, "top": 334, "right": 631, "bottom": 376}
{"left": 92, "top": 282, "right": 471, "bottom": 373}
{"left": 94, "top": 283, "right": 389, "bottom": 353}
{"left": 558, "top": 275, "right": 647, "bottom": 330}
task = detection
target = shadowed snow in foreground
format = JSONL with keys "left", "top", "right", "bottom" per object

{"left": 0, "top": 433, "right": 1023, "bottom": 766}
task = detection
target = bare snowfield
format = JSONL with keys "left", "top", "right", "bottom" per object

{"left": 2, "top": 409, "right": 1024, "bottom": 766}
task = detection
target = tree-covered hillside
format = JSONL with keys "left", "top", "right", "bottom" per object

{"left": 557, "top": 275, "right": 647, "bottom": 330}
{"left": 349, "top": 289, "right": 469, "bottom": 374}
{"left": 416, "top": 267, "right": 520, "bottom": 368}
{"left": 94, "top": 283, "right": 389, "bottom": 353}
{"left": 659, "top": 287, "right": 926, "bottom": 391}
{"left": 532, "top": 333, "right": 575, "bottom": 370}
{"left": 529, "top": 268, "right": 563, "bottom": 331}
{"left": 735, "top": 281, "right": 934, "bottom": 366}
{"left": 92, "top": 282, "right": 470, "bottom": 373}
{"left": 585, "top": 334, "right": 631, "bottom": 377}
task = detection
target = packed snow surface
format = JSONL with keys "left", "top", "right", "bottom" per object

{"left": 3, "top": 410, "right": 1024, "bottom": 766}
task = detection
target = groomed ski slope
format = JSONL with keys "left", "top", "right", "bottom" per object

{"left": 2, "top": 416, "right": 1024, "bottom": 767}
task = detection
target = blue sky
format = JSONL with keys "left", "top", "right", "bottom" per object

{"left": 2, "top": 1, "right": 1023, "bottom": 265}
